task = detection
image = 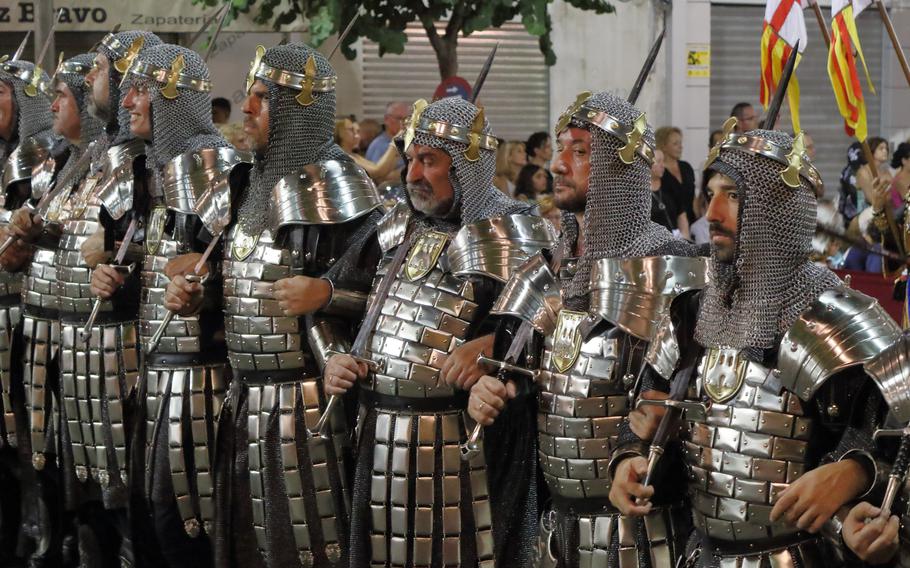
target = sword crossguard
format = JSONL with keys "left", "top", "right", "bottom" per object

{"left": 476, "top": 354, "right": 538, "bottom": 380}
{"left": 873, "top": 427, "right": 910, "bottom": 440}
{"left": 635, "top": 398, "right": 711, "bottom": 422}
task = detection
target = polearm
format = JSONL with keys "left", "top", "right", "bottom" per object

{"left": 469, "top": 43, "right": 498, "bottom": 104}
{"left": 628, "top": 25, "right": 665, "bottom": 106}
{"left": 807, "top": 0, "right": 831, "bottom": 49}
{"left": 81, "top": 217, "right": 138, "bottom": 342}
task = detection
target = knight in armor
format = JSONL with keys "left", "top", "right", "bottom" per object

{"left": 469, "top": 90, "right": 705, "bottom": 568}
{"left": 609, "top": 121, "right": 910, "bottom": 566}
{"left": 101, "top": 42, "right": 248, "bottom": 567}
{"left": 162, "top": 42, "right": 383, "bottom": 567}
{"left": 0, "top": 54, "right": 57, "bottom": 564}
{"left": 43, "top": 30, "right": 162, "bottom": 567}
{"left": 320, "top": 95, "right": 556, "bottom": 568}
{"left": 0, "top": 51, "right": 106, "bottom": 567}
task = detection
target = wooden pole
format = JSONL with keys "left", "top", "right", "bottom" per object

{"left": 876, "top": 0, "right": 910, "bottom": 89}
{"left": 810, "top": 1, "right": 831, "bottom": 50}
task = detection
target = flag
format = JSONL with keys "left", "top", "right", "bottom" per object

{"left": 759, "top": 0, "right": 808, "bottom": 132}
{"left": 828, "top": 0, "right": 875, "bottom": 140}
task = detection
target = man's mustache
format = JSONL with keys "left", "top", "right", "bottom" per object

{"left": 406, "top": 182, "right": 432, "bottom": 194}
{"left": 708, "top": 222, "right": 735, "bottom": 239}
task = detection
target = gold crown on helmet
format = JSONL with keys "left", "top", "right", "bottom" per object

{"left": 706, "top": 116, "right": 821, "bottom": 191}
{"left": 125, "top": 51, "right": 212, "bottom": 100}
{"left": 0, "top": 56, "right": 51, "bottom": 98}
{"left": 401, "top": 98, "right": 499, "bottom": 163}
{"left": 245, "top": 45, "right": 336, "bottom": 107}
{"left": 556, "top": 91, "right": 655, "bottom": 166}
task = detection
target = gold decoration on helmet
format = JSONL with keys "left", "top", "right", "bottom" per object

{"left": 295, "top": 54, "right": 318, "bottom": 106}
{"left": 555, "top": 91, "right": 592, "bottom": 136}
{"left": 618, "top": 113, "right": 648, "bottom": 165}
{"left": 780, "top": 132, "right": 805, "bottom": 189}
{"left": 403, "top": 99, "right": 428, "bottom": 151}
{"left": 160, "top": 54, "right": 184, "bottom": 100}
{"left": 0, "top": 56, "right": 8, "bottom": 64}
{"left": 114, "top": 35, "right": 144, "bottom": 74}
{"left": 706, "top": 117, "right": 738, "bottom": 167}
{"left": 51, "top": 52, "right": 65, "bottom": 82}
{"left": 246, "top": 45, "right": 266, "bottom": 93}
{"left": 463, "top": 107, "right": 486, "bottom": 162}
{"left": 24, "top": 65, "right": 42, "bottom": 97}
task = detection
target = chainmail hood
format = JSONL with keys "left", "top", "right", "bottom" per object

{"left": 403, "top": 96, "right": 527, "bottom": 226}
{"left": 238, "top": 42, "right": 347, "bottom": 234}
{"left": 0, "top": 60, "right": 53, "bottom": 144}
{"left": 52, "top": 53, "right": 106, "bottom": 192}
{"left": 95, "top": 30, "right": 162, "bottom": 145}
{"left": 696, "top": 128, "right": 840, "bottom": 359}
{"left": 560, "top": 91, "right": 696, "bottom": 309}
{"left": 125, "top": 43, "right": 229, "bottom": 177}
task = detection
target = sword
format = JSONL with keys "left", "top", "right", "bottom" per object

{"left": 144, "top": 235, "right": 220, "bottom": 354}
{"left": 470, "top": 43, "right": 499, "bottom": 104}
{"left": 35, "top": 8, "right": 65, "bottom": 70}
{"left": 871, "top": 427, "right": 910, "bottom": 519}
{"left": 81, "top": 216, "right": 138, "bottom": 343}
{"left": 11, "top": 31, "right": 31, "bottom": 62}
{"left": 308, "top": 229, "right": 414, "bottom": 439}
{"left": 202, "top": 1, "right": 231, "bottom": 63}
{"left": 763, "top": 40, "right": 799, "bottom": 131}
{"left": 627, "top": 24, "right": 665, "bottom": 105}
{"left": 188, "top": 3, "right": 229, "bottom": 50}
{"left": 328, "top": 12, "right": 360, "bottom": 60}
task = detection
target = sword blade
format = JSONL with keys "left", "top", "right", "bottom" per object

{"left": 470, "top": 43, "right": 499, "bottom": 104}
{"left": 628, "top": 25, "right": 665, "bottom": 105}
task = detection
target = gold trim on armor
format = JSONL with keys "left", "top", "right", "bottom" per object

{"left": 555, "top": 91, "right": 655, "bottom": 166}
{"left": 126, "top": 55, "right": 212, "bottom": 95}
{"left": 246, "top": 44, "right": 337, "bottom": 105}
{"left": 404, "top": 231, "right": 448, "bottom": 282}
{"left": 550, "top": 310, "right": 587, "bottom": 374}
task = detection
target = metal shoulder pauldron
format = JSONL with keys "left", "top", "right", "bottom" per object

{"left": 777, "top": 286, "right": 901, "bottom": 402}
{"left": 490, "top": 253, "right": 563, "bottom": 336}
{"left": 589, "top": 255, "right": 709, "bottom": 340}
{"left": 95, "top": 138, "right": 146, "bottom": 221}
{"left": 376, "top": 200, "right": 412, "bottom": 253}
{"left": 447, "top": 213, "right": 559, "bottom": 283}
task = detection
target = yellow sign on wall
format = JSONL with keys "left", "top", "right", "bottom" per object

{"left": 687, "top": 44, "right": 711, "bottom": 78}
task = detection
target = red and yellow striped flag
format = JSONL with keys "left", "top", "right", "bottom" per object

{"left": 827, "top": 0, "right": 875, "bottom": 140}
{"left": 760, "top": 0, "right": 808, "bottom": 132}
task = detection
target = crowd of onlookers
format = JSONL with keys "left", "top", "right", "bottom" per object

{"left": 210, "top": 96, "right": 910, "bottom": 276}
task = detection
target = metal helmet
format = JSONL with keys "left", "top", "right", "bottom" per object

{"left": 401, "top": 95, "right": 528, "bottom": 224}
{"left": 0, "top": 59, "right": 53, "bottom": 143}
{"left": 124, "top": 43, "right": 228, "bottom": 173}
{"left": 695, "top": 123, "right": 838, "bottom": 359}
{"left": 95, "top": 30, "right": 163, "bottom": 144}
{"left": 237, "top": 42, "right": 348, "bottom": 234}
{"left": 555, "top": 90, "right": 698, "bottom": 308}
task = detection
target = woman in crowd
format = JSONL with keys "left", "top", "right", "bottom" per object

{"left": 493, "top": 140, "right": 527, "bottom": 195}
{"left": 514, "top": 163, "right": 552, "bottom": 201}
{"left": 649, "top": 148, "right": 689, "bottom": 239}
{"left": 334, "top": 116, "right": 399, "bottom": 183}
{"left": 655, "top": 125, "right": 696, "bottom": 225}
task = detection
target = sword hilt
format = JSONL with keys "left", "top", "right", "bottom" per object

{"left": 460, "top": 421, "right": 483, "bottom": 461}
{"left": 0, "top": 234, "right": 18, "bottom": 258}
{"left": 145, "top": 274, "right": 207, "bottom": 355}
{"left": 309, "top": 351, "right": 378, "bottom": 439}
{"left": 80, "top": 263, "right": 135, "bottom": 343}
{"left": 871, "top": 429, "right": 910, "bottom": 519}
{"left": 476, "top": 354, "right": 538, "bottom": 380}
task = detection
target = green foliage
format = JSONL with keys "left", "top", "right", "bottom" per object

{"left": 191, "top": 0, "right": 615, "bottom": 74}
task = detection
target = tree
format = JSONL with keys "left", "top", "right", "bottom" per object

{"left": 193, "top": 0, "right": 615, "bottom": 80}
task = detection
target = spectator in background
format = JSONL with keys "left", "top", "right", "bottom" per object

{"left": 525, "top": 131, "right": 553, "bottom": 169}
{"left": 335, "top": 117, "right": 399, "bottom": 183}
{"left": 212, "top": 96, "right": 231, "bottom": 124}
{"left": 871, "top": 136, "right": 893, "bottom": 181}
{"left": 891, "top": 142, "right": 910, "bottom": 205}
{"left": 493, "top": 141, "right": 526, "bottom": 195}
{"left": 690, "top": 169, "right": 713, "bottom": 245}
{"left": 656, "top": 125, "right": 696, "bottom": 225}
{"left": 358, "top": 118, "right": 381, "bottom": 154}
{"left": 839, "top": 141, "right": 872, "bottom": 227}
{"left": 730, "top": 101, "right": 758, "bottom": 132}
{"left": 649, "top": 148, "right": 689, "bottom": 238}
{"left": 804, "top": 131, "right": 817, "bottom": 161}
{"left": 514, "top": 163, "right": 552, "bottom": 201}
{"left": 366, "top": 101, "right": 410, "bottom": 162}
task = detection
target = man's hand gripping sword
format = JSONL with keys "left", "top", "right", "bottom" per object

{"left": 81, "top": 217, "right": 138, "bottom": 342}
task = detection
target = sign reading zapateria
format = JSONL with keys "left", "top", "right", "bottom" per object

{"left": 0, "top": 1, "right": 305, "bottom": 32}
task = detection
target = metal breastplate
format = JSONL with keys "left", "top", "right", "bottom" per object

{"left": 140, "top": 209, "right": 203, "bottom": 354}
{"left": 23, "top": 248, "right": 57, "bottom": 311}
{"left": 363, "top": 242, "right": 480, "bottom": 400}
{"left": 685, "top": 348, "right": 812, "bottom": 542}
{"left": 537, "top": 320, "right": 632, "bottom": 500}
{"left": 0, "top": 210, "right": 21, "bottom": 300}
{"left": 223, "top": 226, "right": 314, "bottom": 375}
{"left": 55, "top": 175, "right": 108, "bottom": 315}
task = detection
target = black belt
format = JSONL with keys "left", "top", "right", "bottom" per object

{"left": 59, "top": 311, "right": 136, "bottom": 326}
{"left": 143, "top": 349, "right": 227, "bottom": 368}
{"left": 360, "top": 388, "right": 468, "bottom": 413}
{"left": 0, "top": 293, "right": 21, "bottom": 307}
{"left": 697, "top": 529, "right": 816, "bottom": 557}
{"left": 22, "top": 304, "right": 59, "bottom": 321}
{"left": 549, "top": 494, "right": 617, "bottom": 516}
{"left": 236, "top": 366, "right": 319, "bottom": 385}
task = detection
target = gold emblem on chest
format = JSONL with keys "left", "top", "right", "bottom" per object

{"left": 146, "top": 206, "right": 167, "bottom": 255}
{"left": 231, "top": 224, "right": 260, "bottom": 261}
{"left": 701, "top": 348, "right": 748, "bottom": 403}
{"left": 70, "top": 175, "right": 99, "bottom": 220}
{"left": 404, "top": 230, "right": 448, "bottom": 282}
{"left": 550, "top": 310, "right": 587, "bottom": 374}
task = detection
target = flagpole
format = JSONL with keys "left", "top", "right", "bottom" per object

{"left": 809, "top": 0, "right": 831, "bottom": 49}
{"left": 875, "top": 0, "right": 910, "bottom": 89}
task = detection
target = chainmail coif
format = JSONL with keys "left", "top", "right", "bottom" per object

{"left": 53, "top": 53, "right": 107, "bottom": 193}
{"left": 96, "top": 30, "right": 162, "bottom": 145}
{"left": 563, "top": 91, "right": 697, "bottom": 310}
{"left": 695, "top": 129, "right": 841, "bottom": 360}
{"left": 408, "top": 96, "right": 527, "bottom": 226}
{"left": 128, "top": 44, "right": 229, "bottom": 176}
{"left": 239, "top": 42, "right": 347, "bottom": 235}
{"left": 0, "top": 60, "right": 53, "bottom": 143}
